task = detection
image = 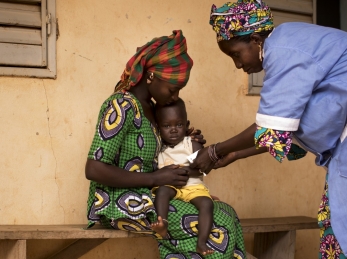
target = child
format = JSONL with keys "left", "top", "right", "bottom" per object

{"left": 151, "top": 98, "right": 214, "bottom": 256}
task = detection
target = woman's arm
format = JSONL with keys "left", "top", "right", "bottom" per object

{"left": 216, "top": 123, "right": 256, "bottom": 156}
{"left": 190, "top": 123, "right": 257, "bottom": 173}
{"left": 85, "top": 159, "right": 189, "bottom": 188}
{"left": 214, "top": 146, "right": 267, "bottom": 169}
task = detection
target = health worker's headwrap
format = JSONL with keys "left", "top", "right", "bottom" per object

{"left": 115, "top": 30, "right": 193, "bottom": 92}
{"left": 209, "top": 0, "right": 274, "bottom": 42}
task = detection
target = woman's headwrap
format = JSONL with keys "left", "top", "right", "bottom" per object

{"left": 115, "top": 30, "right": 193, "bottom": 92}
{"left": 209, "top": 0, "right": 274, "bottom": 42}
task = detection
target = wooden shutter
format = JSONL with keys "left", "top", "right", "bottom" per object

{"left": 0, "top": 0, "right": 47, "bottom": 67}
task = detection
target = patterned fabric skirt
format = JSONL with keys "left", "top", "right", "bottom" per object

{"left": 87, "top": 186, "right": 245, "bottom": 259}
{"left": 318, "top": 173, "right": 346, "bottom": 259}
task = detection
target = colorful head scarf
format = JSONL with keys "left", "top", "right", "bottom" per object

{"left": 209, "top": 0, "right": 274, "bottom": 42}
{"left": 115, "top": 30, "right": 193, "bottom": 92}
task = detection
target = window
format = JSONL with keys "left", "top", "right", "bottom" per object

{"left": 247, "top": 0, "right": 316, "bottom": 95}
{"left": 0, "top": 0, "right": 56, "bottom": 79}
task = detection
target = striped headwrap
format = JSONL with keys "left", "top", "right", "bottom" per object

{"left": 209, "top": 0, "right": 274, "bottom": 42}
{"left": 115, "top": 30, "right": 193, "bottom": 92}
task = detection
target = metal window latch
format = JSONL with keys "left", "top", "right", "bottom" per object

{"left": 46, "top": 13, "right": 51, "bottom": 35}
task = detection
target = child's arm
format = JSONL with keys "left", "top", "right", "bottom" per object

{"left": 186, "top": 124, "right": 206, "bottom": 146}
{"left": 214, "top": 146, "right": 267, "bottom": 169}
{"left": 192, "top": 139, "right": 203, "bottom": 153}
{"left": 182, "top": 140, "right": 204, "bottom": 177}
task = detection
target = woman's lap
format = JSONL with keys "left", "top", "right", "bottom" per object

{"left": 88, "top": 186, "right": 245, "bottom": 258}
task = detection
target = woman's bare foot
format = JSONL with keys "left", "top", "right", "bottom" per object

{"left": 197, "top": 242, "right": 214, "bottom": 256}
{"left": 150, "top": 216, "right": 168, "bottom": 238}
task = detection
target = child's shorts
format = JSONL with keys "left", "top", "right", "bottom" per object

{"left": 152, "top": 184, "right": 211, "bottom": 203}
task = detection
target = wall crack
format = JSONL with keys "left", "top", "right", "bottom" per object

{"left": 42, "top": 80, "right": 66, "bottom": 223}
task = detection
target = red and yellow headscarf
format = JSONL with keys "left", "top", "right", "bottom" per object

{"left": 115, "top": 30, "right": 193, "bottom": 92}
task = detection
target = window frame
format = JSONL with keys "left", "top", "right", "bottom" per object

{"left": 0, "top": 0, "right": 57, "bottom": 79}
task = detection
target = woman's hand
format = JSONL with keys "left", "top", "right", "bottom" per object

{"left": 152, "top": 165, "right": 189, "bottom": 187}
{"left": 186, "top": 125, "right": 206, "bottom": 146}
{"left": 180, "top": 166, "right": 202, "bottom": 178}
{"left": 189, "top": 146, "right": 215, "bottom": 174}
{"left": 214, "top": 152, "right": 237, "bottom": 169}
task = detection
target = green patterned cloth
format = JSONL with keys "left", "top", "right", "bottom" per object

{"left": 86, "top": 91, "right": 246, "bottom": 258}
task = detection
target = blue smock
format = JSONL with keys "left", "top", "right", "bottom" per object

{"left": 256, "top": 22, "right": 347, "bottom": 251}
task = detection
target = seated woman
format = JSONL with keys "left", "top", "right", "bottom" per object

{"left": 85, "top": 30, "right": 246, "bottom": 258}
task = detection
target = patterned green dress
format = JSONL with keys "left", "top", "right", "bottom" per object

{"left": 86, "top": 91, "right": 246, "bottom": 259}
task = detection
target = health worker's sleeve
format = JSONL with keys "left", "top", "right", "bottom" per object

{"left": 254, "top": 126, "right": 307, "bottom": 162}
{"left": 256, "top": 46, "right": 326, "bottom": 131}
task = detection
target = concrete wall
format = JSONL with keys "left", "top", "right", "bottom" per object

{"left": 0, "top": 0, "right": 325, "bottom": 258}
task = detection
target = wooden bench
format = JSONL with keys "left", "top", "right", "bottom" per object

{"left": 0, "top": 216, "right": 318, "bottom": 259}
{"left": 241, "top": 216, "right": 319, "bottom": 259}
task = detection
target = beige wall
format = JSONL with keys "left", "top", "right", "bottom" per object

{"left": 0, "top": 0, "right": 325, "bottom": 258}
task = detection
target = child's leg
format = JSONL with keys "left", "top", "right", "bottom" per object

{"left": 190, "top": 196, "right": 215, "bottom": 255}
{"left": 151, "top": 186, "right": 176, "bottom": 238}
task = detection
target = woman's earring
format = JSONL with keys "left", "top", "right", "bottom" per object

{"left": 147, "top": 72, "right": 154, "bottom": 84}
{"left": 258, "top": 43, "right": 263, "bottom": 61}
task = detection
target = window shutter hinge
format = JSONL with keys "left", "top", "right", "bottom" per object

{"left": 46, "top": 13, "right": 52, "bottom": 35}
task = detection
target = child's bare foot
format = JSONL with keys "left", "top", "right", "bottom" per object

{"left": 150, "top": 216, "right": 168, "bottom": 238}
{"left": 197, "top": 242, "right": 214, "bottom": 256}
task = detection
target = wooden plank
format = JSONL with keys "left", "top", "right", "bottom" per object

{"left": 0, "top": 42, "right": 43, "bottom": 66}
{"left": 272, "top": 10, "right": 313, "bottom": 26}
{"left": 45, "top": 0, "right": 56, "bottom": 76}
{"left": 0, "top": 2, "right": 40, "bottom": 12}
{"left": 253, "top": 231, "right": 296, "bottom": 259}
{"left": 0, "top": 2, "right": 41, "bottom": 27}
{"left": 240, "top": 216, "right": 318, "bottom": 233}
{"left": 48, "top": 239, "right": 107, "bottom": 259}
{"left": 0, "top": 26, "right": 41, "bottom": 45}
{"left": 40, "top": 0, "right": 46, "bottom": 66}
{"left": 252, "top": 70, "right": 264, "bottom": 87}
{"left": 5, "top": 0, "right": 41, "bottom": 3}
{"left": 246, "top": 251, "right": 258, "bottom": 259}
{"left": 0, "top": 66, "right": 56, "bottom": 79}
{"left": 0, "top": 240, "right": 26, "bottom": 259}
{"left": 0, "top": 217, "right": 318, "bottom": 239}
{"left": 0, "top": 225, "right": 151, "bottom": 239}
{"left": 267, "top": 0, "right": 313, "bottom": 15}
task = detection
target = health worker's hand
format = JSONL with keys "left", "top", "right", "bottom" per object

{"left": 214, "top": 152, "right": 237, "bottom": 169}
{"left": 189, "top": 146, "right": 215, "bottom": 174}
